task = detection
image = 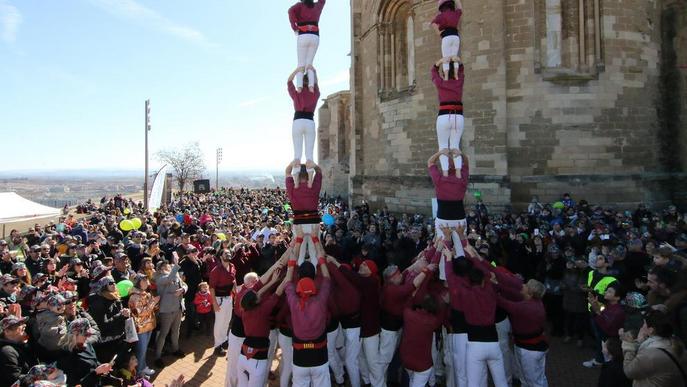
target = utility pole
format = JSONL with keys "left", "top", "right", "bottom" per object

{"left": 144, "top": 99, "right": 151, "bottom": 210}
{"left": 216, "top": 147, "right": 223, "bottom": 191}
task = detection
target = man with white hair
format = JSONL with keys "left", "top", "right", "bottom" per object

{"left": 493, "top": 270, "right": 549, "bottom": 387}
{"left": 225, "top": 256, "right": 286, "bottom": 387}
{"left": 379, "top": 256, "right": 438, "bottom": 384}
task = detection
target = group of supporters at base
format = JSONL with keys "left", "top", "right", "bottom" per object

{"left": 1, "top": 185, "right": 686, "bottom": 386}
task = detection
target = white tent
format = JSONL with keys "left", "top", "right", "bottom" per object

{"left": 0, "top": 192, "right": 61, "bottom": 223}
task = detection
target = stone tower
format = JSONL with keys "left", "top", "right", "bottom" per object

{"left": 318, "top": 0, "right": 687, "bottom": 213}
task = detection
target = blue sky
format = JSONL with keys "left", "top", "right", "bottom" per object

{"left": 0, "top": 0, "right": 350, "bottom": 173}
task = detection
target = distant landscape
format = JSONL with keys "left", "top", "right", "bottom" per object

{"left": 0, "top": 169, "right": 285, "bottom": 207}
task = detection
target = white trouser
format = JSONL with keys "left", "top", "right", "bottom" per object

{"left": 296, "top": 34, "right": 319, "bottom": 89}
{"left": 292, "top": 118, "right": 316, "bottom": 162}
{"left": 443, "top": 329, "right": 456, "bottom": 387}
{"left": 435, "top": 218, "right": 467, "bottom": 281}
{"left": 450, "top": 333, "right": 468, "bottom": 387}
{"left": 295, "top": 224, "right": 319, "bottom": 267}
{"left": 496, "top": 318, "right": 514, "bottom": 385}
{"left": 213, "top": 296, "right": 233, "bottom": 348}
{"left": 225, "top": 332, "right": 245, "bottom": 387}
{"left": 441, "top": 35, "right": 461, "bottom": 73}
{"left": 266, "top": 329, "right": 279, "bottom": 373}
{"left": 466, "top": 341, "right": 508, "bottom": 387}
{"left": 292, "top": 362, "right": 330, "bottom": 387}
{"left": 514, "top": 346, "right": 548, "bottom": 387}
{"left": 237, "top": 355, "right": 269, "bottom": 387}
{"left": 379, "top": 328, "right": 401, "bottom": 379}
{"left": 343, "top": 327, "right": 362, "bottom": 387}
{"left": 430, "top": 332, "right": 441, "bottom": 386}
{"left": 408, "top": 367, "right": 433, "bottom": 387}
{"left": 278, "top": 333, "right": 293, "bottom": 387}
{"left": 359, "top": 334, "right": 384, "bottom": 387}
{"left": 436, "top": 114, "right": 465, "bottom": 171}
{"left": 327, "top": 324, "right": 345, "bottom": 384}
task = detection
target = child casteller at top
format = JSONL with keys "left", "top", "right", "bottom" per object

{"left": 431, "top": 0, "right": 463, "bottom": 80}
{"left": 288, "top": 0, "right": 326, "bottom": 91}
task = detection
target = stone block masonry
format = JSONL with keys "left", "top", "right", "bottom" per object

{"left": 318, "top": 0, "right": 687, "bottom": 214}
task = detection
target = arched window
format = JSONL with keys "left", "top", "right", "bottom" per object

{"left": 378, "top": 0, "right": 415, "bottom": 94}
{"left": 536, "top": 0, "right": 604, "bottom": 76}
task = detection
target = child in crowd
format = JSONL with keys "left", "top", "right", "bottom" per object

{"left": 193, "top": 282, "right": 213, "bottom": 333}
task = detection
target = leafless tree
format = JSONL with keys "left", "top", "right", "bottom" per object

{"left": 157, "top": 143, "right": 206, "bottom": 193}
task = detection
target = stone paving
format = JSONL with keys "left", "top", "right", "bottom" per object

{"left": 149, "top": 329, "right": 601, "bottom": 387}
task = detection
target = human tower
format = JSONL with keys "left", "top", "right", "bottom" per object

{"left": 283, "top": 0, "right": 469, "bottom": 266}
{"left": 228, "top": 2, "right": 525, "bottom": 387}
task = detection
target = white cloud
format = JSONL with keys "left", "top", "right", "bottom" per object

{"left": 0, "top": 0, "right": 22, "bottom": 43}
{"left": 88, "top": 0, "right": 217, "bottom": 47}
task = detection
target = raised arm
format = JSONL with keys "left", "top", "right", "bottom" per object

{"left": 259, "top": 247, "right": 290, "bottom": 284}
{"left": 288, "top": 68, "right": 299, "bottom": 83}
{"left": 460, "top": 154, "right": 470, "bottom": 180}
{"left": 288, "top": 4, "right": 299, "bottom": 32}
{"left": 285, "top": 161, "right": 295, "bottom": 176}
{"left": 314, "top": 243, "right": 329, "bottom": 280}
{"left": 288, "top": 70, "right": 299, "bottom": 98}
{"left": 427, "top": 150, "right": 445, "bottom": 168}
{"left": 431, "top": 62, "right": 445, "bottom": 86}
{"left": 257, "top": 269, "right": 281, "bottom": 298}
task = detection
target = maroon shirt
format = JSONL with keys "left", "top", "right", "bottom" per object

{"left": 445, "top": 255, "right": 497, "bottom": 327}
{"left": 497, "top": 296, "right": 546, "bottom": 338}
{"left": 243, "top": 293, "right": 280, "bottom": 338}
{"left": 288, "top": 0, "right": 326, "bottom": 31}
{"left": 328, "top": 263, "right": 360, "bottom": 317}
{"left": 285, "top": 173, "right": 322, "bottom": 211}
{"left": 341, "top": 267, "right": 381, "bottom": 338}
{"left": 286, "top": 277, "right": 332, "bottom": 340}
{"left": 594, "top": 303, "right": 626, "bottom": 337}
{"left": 381, "top": 281, "right": 415, "bottom": 319}
{"left": 432, "top": 64, "right": 465, "bottom": 104}
{"left": 209, "top": 263, "right": 236, "bottom": 297}
{"left": 432, "top": 9, "right": 462, "bottom": 30}
{"left": 429, "top": 164, "right": 469, "bottom": 201}
{"left": 288, "top": 82, "right": 320, "bottom": 112}
{"left": 400, "top": 308, "right": 443, "bottom": 372}
{"left": 275, "top": 295, "right": 293, "bottom": 331}
{"left": 234, "top": 282, "right": 263, "bottom": 318}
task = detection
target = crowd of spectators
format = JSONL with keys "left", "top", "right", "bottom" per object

{"left": 0, "top": 188, "right": 686, "bottom": 386}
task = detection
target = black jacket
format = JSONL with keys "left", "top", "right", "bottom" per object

{"left": 597, "top": 359, "right": 632, "bottom": 387}
{"left": 87, "top": 294, "right": 126, "bottom": 342}
{"left": 0, "top": 338, "right": 36, "bottom": 386}
{"left": 57, "top": 343, "right": 109, "bottom": 387}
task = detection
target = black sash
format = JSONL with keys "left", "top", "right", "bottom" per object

{"left": 437, "top": 199, "right": 465, "bottom": 220}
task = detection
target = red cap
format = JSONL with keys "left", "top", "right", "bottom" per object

{"left": 363, "top": 260, "right": 378, "bottom": 276}
{"left": 296, "top": 277, "right": 317, "bottom": 309}
{"left": 296, "top": 277, "right": 317, "bottom": 297}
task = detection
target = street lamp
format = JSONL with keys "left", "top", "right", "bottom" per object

{"left": 216, "top": 147, "right": 223, "bottom": 191}
{"left": 144, "top": 99, "right": 151, "bottom": 209}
